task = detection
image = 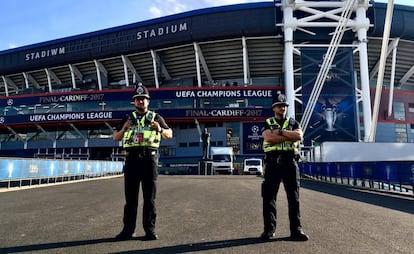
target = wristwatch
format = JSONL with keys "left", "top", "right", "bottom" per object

{"left": 278, "top": 128, "right": 283, "bottom": 136}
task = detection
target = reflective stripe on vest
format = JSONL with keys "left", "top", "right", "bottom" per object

{"left": 263, "top": 117, "right": 299, "bottom": 153}
{"left": 122, "top": 110, "right": 161, "bottom": 148}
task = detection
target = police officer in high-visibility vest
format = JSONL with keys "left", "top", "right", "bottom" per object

{"left": 113, "top": 82, "right": 172, "bottom": 241}
{"left": 260, "top": 92, "right": 309, "bottom": 241}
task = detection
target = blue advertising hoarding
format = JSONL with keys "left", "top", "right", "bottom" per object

{"left": 0, "top": 158, "right": 123, "bottom": 181}
{"left": 300, "top": 161, "right": 414, "bottom": 185}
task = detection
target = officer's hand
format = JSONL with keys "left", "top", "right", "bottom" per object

{"left": 122, "top": 120, "right": 133, "bottom": 131}
{"left": 150, "top": 121, "right": 162, "bottom": 132}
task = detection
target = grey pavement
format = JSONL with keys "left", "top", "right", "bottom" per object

{"left": 0, "top": 175, "right": 413, "bottom": 254}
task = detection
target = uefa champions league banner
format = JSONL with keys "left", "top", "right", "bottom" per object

{"left": 242, "top": 122, "right": 264, "bottom": 154}
{"left": 300, "top": 47, "right": 358, "bottom": 145}
{"left": 0, "top": 108, "right": 273, "bottom": 125}
{"left": 0, "top": 87, "right": 278, "bottom": 107}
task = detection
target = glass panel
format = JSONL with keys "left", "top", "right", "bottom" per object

{"left": 393, "top": 102, "right": 405, "bottom": 120}
{"left": 395, "top": 124, "right": 407, "bottom": 142}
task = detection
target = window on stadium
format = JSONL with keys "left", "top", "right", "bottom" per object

{"left": 160, "top": 147, "right": 175, "bottom": 157}
{"left": 393, "top": 102, "right": 405, "bottom": 120}
{"left": 409, "top": 103, "right": 414, "bottom": 113}
{"left": 395, "top": 123, "right": 407, "bottom": 143}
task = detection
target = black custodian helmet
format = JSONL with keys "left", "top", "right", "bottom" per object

{"left": 132, "top": 82, "right": 150, "bottom": 100}
{"left": 272, "top": 92, "right": 289, "bottom": 108}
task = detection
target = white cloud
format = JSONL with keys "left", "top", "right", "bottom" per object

{"left": 7, "top": 43, "right": 18, "bottom": 49}
{"left": 203, "top": 0, "right": 271, "bottom": 6}
{"left": 147, "top": 0, "right": 271, "bottom": 18}
{"left": 166, "top": 0, "right": 188, "bottom": 13}
{"left": 148, "top": 0, "right": 190, "bottom": 18}
{"left": 149, "top": 6, "right": 163, "bottom": 18}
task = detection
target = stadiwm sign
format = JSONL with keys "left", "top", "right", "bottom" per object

{"left": 25, "top": 47, "right": 66, "bottom": 61}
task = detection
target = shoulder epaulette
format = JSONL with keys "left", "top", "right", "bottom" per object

{"left": 288, "top": 117, "right": 296, "bottom": 126}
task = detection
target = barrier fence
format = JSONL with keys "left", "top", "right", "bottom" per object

{"left": 299, "top": 161, "right": 414, "bottom": 194}
{"left": 0, "top": 158, "right": 124, "bottom": 189}
{"left": 2, "top": 157, "right": 413, "bottom": 195}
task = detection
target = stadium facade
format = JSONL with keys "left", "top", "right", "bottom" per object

{"left": 1, "top": 0, "right": 414, "bottom": 168}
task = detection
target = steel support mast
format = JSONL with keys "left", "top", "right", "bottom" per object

{"left": 280, "top": 0, "right": 372, "bottom": 140}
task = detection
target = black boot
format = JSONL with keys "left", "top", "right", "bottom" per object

{"left": 115, "top": 231, "right": 134, "bottom": 241}
{"left": 290, "top": 229, "right": 309, "bottom": 241}
{"left": 260, "top": 230, "right": 275, "bottom": 240}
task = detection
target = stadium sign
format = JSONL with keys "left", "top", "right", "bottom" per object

{"left": 25, "top": 47, "right": 66, "bottom": 61}
{"left": 29, "top": 112, "right": 113, "bottom": 122}
{"left": 39, "top": 93, "right": 105, "bottom": 103}
{"left": 184, "top": 109, "right": 264, "bottom": 117}
{"left": 0, "top": 92, "right": 119, "bottom": 106}
{"left": 136, "top": 22, "right": 188, "bottom": 40}
{"left": 175, "top": 89, "right": 273, "bottom": 98}
{"left": 1, "top": 107, "right": 272, "bottom": 125}
{"left": 1, "top": 87, "right": 279, "bottom": 106}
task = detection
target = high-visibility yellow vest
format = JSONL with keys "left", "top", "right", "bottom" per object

{"left": 263, "top": 117, "right": 299, "bottom": 153}
{"left": 122, "top": 110, "right": 161, "bottom": 149}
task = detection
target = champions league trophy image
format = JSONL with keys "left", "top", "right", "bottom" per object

{"left": 321, "top": 103, "right": 337, "bottom": 132}
{"left": 318, "top": 97, "right": 344, "bottom": 132}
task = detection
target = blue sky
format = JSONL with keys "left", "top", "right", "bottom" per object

{"left": 0, "top": 0, "right": 412, "bottom": 51}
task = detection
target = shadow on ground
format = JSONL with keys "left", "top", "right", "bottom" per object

{"left": 1, "top": 236, "right": 297, "bottom": 254}
{"left": 301, "top": 179, "right": 414, "bottom": 214}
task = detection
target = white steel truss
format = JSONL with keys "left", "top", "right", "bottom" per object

{"left": 279, "top": 0, "right": 372, "bottom": 140}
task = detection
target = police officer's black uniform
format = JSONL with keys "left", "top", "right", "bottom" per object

{"left": 114, "top": 83, "right": 171, "bottom": 241}
{"left": 260, "top": 93, "right": 309, "bottom": 241}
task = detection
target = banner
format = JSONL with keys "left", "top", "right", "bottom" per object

{"left": 0, "top": 108, "right": 273, "bottom": 125}
{"left": 301, "top": 48, "right": 358, "bottom": 145}
{"left": 0, "top": 87, "right": 278, "bottom": 107}
{"left": 242, "top": 122, "right": 264, "bottom": 154}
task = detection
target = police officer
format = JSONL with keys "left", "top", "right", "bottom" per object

{"left": 113, "top": 82, "right": 172, "bottom": 241}
{"left": 260, "top": 92, "right": 309, "bottom": 241}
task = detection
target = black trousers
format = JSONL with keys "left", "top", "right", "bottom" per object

{"left": 262, "top": 153, "right": 302, "bottom": 234}
{"left": 121, "top": 150, "right": 158, "bottom": 235}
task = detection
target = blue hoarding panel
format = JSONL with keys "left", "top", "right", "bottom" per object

{"left": 398, "top": 163, "right": 414, "bottom": 185}
{"left": 0, "top": 158, "right": 123, "bottom": 180}
{"left": 301, "top": 162, "right": 414, "bottom": 185}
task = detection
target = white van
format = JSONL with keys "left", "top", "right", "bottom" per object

{"left": 210, "top": 146, "right": 234, "bottom": 174}
{"left": 243, "top": 158, "right": 263, "bottom": 175}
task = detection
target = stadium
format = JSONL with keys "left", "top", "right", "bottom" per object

{"left": 1, "top": 0, "right": 414, "bottom": 175}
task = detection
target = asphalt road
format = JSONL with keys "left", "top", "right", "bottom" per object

{"left": 0, "top": 175, "right": 413, "bottom": 254}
